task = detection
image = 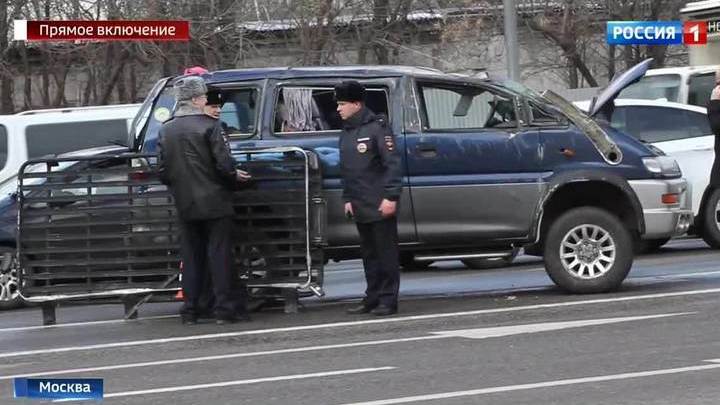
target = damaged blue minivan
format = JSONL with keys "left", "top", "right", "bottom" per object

{"left": 0, "top": 59, "right": 693, "bottom": 308}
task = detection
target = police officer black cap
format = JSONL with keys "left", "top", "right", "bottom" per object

{"left": 334, "top": 81, "right": 366, "bottom": 102}
{"left": 206, "top": 90, "right": 224, "bottom": 106}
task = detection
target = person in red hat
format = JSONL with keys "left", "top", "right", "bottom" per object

{"left": 184, "top": 66, "right": 209, "bottom": 76}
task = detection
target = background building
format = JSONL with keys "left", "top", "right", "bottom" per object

{"left": 681, "top": 0, "right": 720, "bottom": 65}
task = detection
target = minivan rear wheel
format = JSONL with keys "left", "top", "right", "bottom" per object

{"left": 543, "top": 207, "right": 633, "bottom": 293}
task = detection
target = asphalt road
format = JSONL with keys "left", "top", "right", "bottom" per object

{"left": 2, "top": 238, "right": 720, "bottom": 404}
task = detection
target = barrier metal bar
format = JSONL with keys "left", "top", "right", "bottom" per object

{"left": 16, "top": 147, "right": 325, "bottom": 305}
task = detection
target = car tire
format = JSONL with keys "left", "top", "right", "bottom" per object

{"left": 634, "top": 237, "right": 670, "bottom": 254}
{"left": 702, "top": 188, "right": 720, "bottom": 249}
{"left": 0, "top": 246, "right": 22, "bottom": 310}
{"left": 543, "top": 207, "right": 633, "bottom": 293}
{"left": 462, "top": 248, "right": 519, "bottom": 269}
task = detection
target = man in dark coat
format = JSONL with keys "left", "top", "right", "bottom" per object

{"left": 708, "top": 70, "right": 720, "bottom": 186}
{"left": 158, "top": 76, "right": 251, "bottom": 325}
{"left": 336, "top": 80, "right": 403, "bottom": 316}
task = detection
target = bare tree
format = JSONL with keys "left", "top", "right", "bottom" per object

{"left": 0, "top": 0, "right": 25, "bottom": 113}
{"left": 2, "top": 0, "right": 696, "bottom": 111}
{"left": 286, "top": 0, "right": 341, "bottom": 65}
{"left": 527, "top": 0, "right": 600, "bottom": 88}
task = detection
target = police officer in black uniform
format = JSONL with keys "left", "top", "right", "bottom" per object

{"left": 158, "top": 76, "right": 252, "bottom": 325}
{"left": 204, "top": 91, "right": 223, "bottom": 120}
{"left": 335, "top": 80, "right": 403, "bottom": 316}
{"left": 708, "top": 71, "right": 720, "bottom": 186}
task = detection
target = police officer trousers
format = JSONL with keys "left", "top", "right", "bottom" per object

{"left": 356, "top": 216, "right": 400, "bottom": 308}
{"left": 179, "top": 216, "right": 246, "bottom": 318}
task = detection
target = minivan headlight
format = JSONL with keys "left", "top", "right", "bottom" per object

{"left": 642, "top": 156, "right": 681, "bottom": 177}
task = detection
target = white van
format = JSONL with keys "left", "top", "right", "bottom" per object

{"left": 617, "top": 65, "right": 719, "bottom": 107}
{"left": 0, "top": 104, "right": 140, "bottom": 189}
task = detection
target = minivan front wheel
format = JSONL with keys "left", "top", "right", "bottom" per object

{"left": 0, "top": 247, "right": 22, "bottom": 310}
{"left": 543, "top": 207, "right": 633, "bottom": 293}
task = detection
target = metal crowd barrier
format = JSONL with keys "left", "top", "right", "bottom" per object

{"left": 16, "top": 147, "right": 326, "bottom": 324}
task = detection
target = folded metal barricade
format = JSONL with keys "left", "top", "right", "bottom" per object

{"left": 16, "top": 147, "right": 326, "bottom": 325}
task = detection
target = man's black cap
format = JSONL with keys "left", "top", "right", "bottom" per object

{"left": 334, "top": 81, "right": 366, "bottom": 102}
{"left": 207, "top": 91, "right": 224, "bottom": 106}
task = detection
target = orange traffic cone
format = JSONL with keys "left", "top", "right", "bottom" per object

{"left": 175, "top": 261, "right": 184, "bottom": 300}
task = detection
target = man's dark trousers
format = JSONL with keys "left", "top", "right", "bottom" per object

{"left": 179, "top": 216, "right": 245, "bottom": 318}
{"left": 356, "top": 216, "right": 400, "bottom": 309}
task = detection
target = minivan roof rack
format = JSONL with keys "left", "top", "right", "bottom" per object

{"left": 16, "top": 103, "right": 140, "bottom": 116}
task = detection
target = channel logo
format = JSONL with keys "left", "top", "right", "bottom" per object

{"left": 606, "top": 21, "right": 709, "bottom": 45}
{"left": 683, "top": 21, "right": 707, "bottom": 45}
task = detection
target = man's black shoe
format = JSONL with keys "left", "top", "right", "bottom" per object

{"left": 216, "top": 313, "right": 251, "bottom": 325}
{"left": 346, "top": 304, "right": 374, "bottom": 314}
{"left": 181, "top": 314, "right": 198, "bottom": 325}
{"left": 370, "top": 305, "right": 397, "bottom": 316}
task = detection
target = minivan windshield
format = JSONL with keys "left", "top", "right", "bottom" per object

{"left": 499, "top": 80, "right": 566, "bottom": 117}
{"left": 617, "top": 74, "right": 681, "bottom": 102}
{"left": 499, "top": 80, "right": 548, "bottom": 104}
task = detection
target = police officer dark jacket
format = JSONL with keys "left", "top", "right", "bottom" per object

{"left": 709, "top": 99, "right": 720, "bottom": 137}
{"left": 157, "top": 113, "right": 236, "bottom": 221}
{"left": 339, "top": 106, "right": 402, "bottom": 223}
{"left": 708, "top": 96, "right": 720, "bottom": 186}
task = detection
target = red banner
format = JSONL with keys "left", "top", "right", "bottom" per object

{"left": 18, "top": 20, "right": 189, "bottom": 42}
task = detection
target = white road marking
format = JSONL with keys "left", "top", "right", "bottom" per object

{"left": 0, "top": 336, "right": 441, "bottom": 380}
{"left": 431, "top": 313, "right": 691, "bottom": 339}
{"left": 1, "top": 313, "right": 689, "bottom": 379}
{"left": 337, "top": 362, "right": 720, "bottom": 405}
{"left": 2, "top": 287, "right": 718, "bottom": 359}
{"left": 3, "top": 267, "right": 720, "bottom": 333}
{"left": 0, "top": 315, "right": 178, "bottom": 333}
{"left": 650, "top": 270, "right": 720, "bottom": 279}
{"left": 102, "top": 367, "right": 395, "bottom": 399}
